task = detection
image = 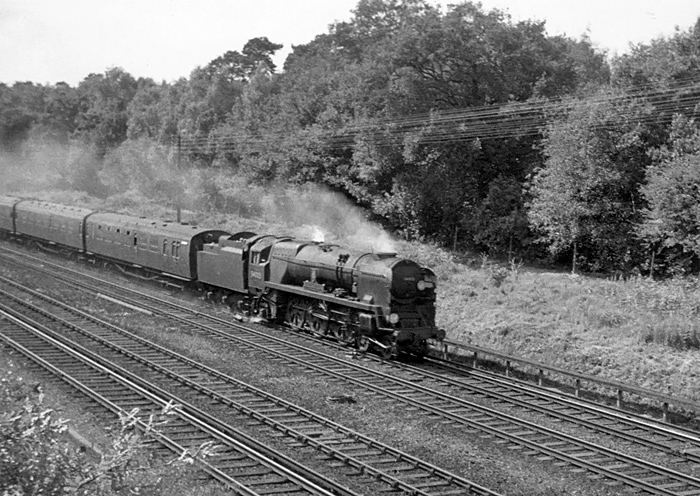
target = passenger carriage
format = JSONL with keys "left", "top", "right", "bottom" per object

{"left": 13, "top": 200, "right": 94, "bottom": 251}
{"left": 84, "top": 212, "right": 228, "bottom": 281}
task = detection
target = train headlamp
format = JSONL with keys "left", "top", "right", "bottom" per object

{"left": 388, "top": 313, "right": 400, "bottom": 324}
{"left": 417, "top": 280, "right": 426, "bottom": 291}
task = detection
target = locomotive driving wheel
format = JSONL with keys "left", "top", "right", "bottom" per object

{"left": 309, "top": 304, "right": 329, "bottom": 337}
{"left": 255, "top": 298, "right": 277, "bottom": 321}
{"left": 285, "top": 299, "right": 306, "bottom": 331}
{"left": 309, "top": 318, "right": 323, "bottom": 336}
{"left": 332, "top": 324, "right": 355, "bottom": 346}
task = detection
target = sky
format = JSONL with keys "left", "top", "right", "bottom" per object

{"left": 1, "top": 0, "right": 699, "bottom": 87}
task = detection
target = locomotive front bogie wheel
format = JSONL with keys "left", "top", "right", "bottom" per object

{"left": 415, "top": 340, "right": 429, "bottom": 357}
{"left": 380, "top": 345, "right": 395, "bottom": 360}
{"left": 357, "top": 335, "right": 371, "bottom": 353}
{"left": 378, "top": 336, "right": 397, "bottom": 359}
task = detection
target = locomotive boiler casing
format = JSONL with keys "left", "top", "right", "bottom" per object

{"left": 270, "top": 240, "right": 380, "bottom": 293}
{"left": 268, "top": 239, "right": 440, "bottom": 332}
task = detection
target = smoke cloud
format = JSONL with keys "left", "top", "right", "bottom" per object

{"left": 0, "top": 141, "right": 69, "bottom": 195}
{"left": 1, "top": 137, "right": 398, "bottom": 255}
{"left": 262, "top": 183, "right": 397, "bottom": 253}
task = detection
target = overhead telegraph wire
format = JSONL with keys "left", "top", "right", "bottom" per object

{"left": 175, "top": 75, "right": 700, "bottom": 153}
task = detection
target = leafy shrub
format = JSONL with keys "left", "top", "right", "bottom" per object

{"left": 0, "top": 365, "right": 224, "bottom": 496}
{"left": 0, "top": 380, "right": 76, "bottom": 495}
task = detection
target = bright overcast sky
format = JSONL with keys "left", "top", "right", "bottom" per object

{"left": 1, "top": 0, "right": 699, "bottom": 87}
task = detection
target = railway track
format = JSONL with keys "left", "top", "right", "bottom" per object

{"left": 412, "top": 356, "right": 700, "bottom": 461}
{"left": 4, "top": 247, "right": 700, "bottom": 494}
{"left": 0, "top": 270, "right": 500, "bottom": 495}
{"left": 0, "top": 310, "right": 350, "bottom": 496}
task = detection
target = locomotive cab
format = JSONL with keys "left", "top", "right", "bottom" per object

{"left": 248, "top": 235, "right": 281, "bottom": 293}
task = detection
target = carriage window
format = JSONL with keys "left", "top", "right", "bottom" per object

{"left": 133, "top": 234, "right": 138, "bottom": 247}
{"left": 163, "top": 239, "right": 167, "bottom": 255}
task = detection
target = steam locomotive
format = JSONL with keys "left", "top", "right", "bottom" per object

{"left": 0, "top": 196, "right": 445, "bottom": 358}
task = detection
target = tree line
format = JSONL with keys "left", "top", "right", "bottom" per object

{"left": 2, "top": 0, "right": 700, "bottom": 275}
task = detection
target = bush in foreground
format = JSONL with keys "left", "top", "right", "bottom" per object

{"left": 0, "top": 361, "right": 226, "bottom": 495}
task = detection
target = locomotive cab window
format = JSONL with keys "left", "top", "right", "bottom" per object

{"left": 253, "top": 246, "right": 272, "bottom": 264}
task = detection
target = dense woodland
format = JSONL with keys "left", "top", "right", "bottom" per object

{"left": 2, "top": 0, "right": 700, "bottom": 275}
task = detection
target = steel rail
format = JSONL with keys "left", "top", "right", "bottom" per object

{"left": 4, "top": 246, "right": 700, "bottom": 493}
{"left": 428, "top": 338, "right": 700, "bottom": 417}
{"left": 357, "top": 352, "right": 700, "bottom": 465}
{"left": 3, "top": 242, "right": 697, "bottom": 423}
{"left": 54, "top": 298, "right": 700, "bottom": 493}
{"left": 0, "top": 280, "right": 501, "bottom": 496}
{"left": 6, "top": 243, "right": 698, "bottom": 448}
{"left": 418, "top": 355, "right": 700, "bottom": 448}
{"left": 0, "top": 309, "right": 352, "bottom": 496}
